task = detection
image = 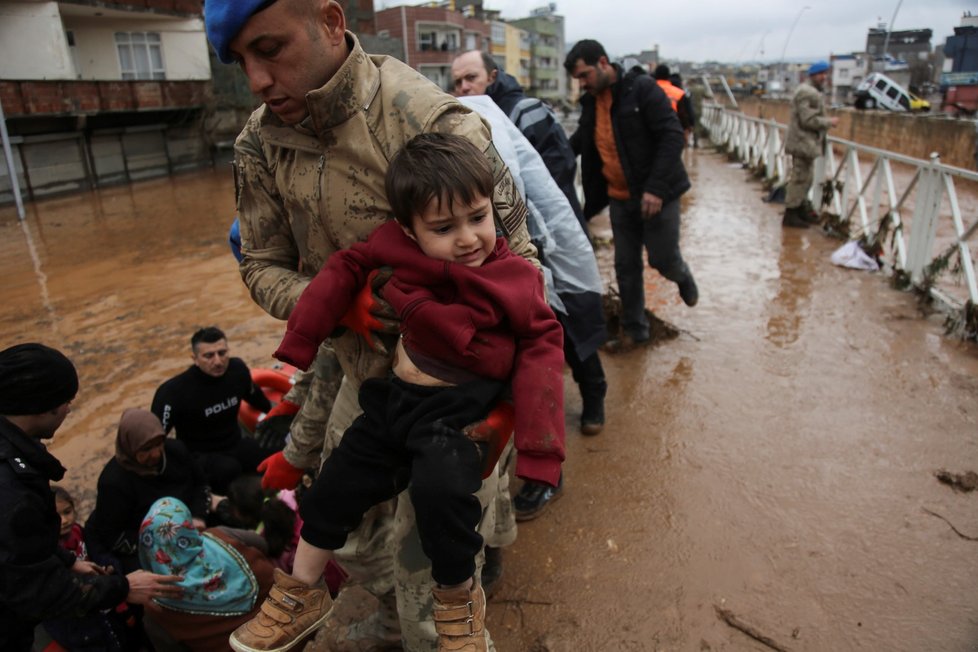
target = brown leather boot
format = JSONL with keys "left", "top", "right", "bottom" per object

{"left": 432, "top": 581, "right": 488, "bottom": 652}
{"left": 229, "top": 569, "right": 332, "bottom": 652}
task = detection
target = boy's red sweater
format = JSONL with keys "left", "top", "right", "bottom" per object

{"left": 276, "top": 220, "right": 565, "bottom": 486}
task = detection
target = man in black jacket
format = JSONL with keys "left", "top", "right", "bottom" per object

{"left": 0, "top": 343, "right": 182, "bottom": 651}
{"left": 151, "top": 326, "right": 272, "bottom": 494}
{"left": 565, "top": 40, "right": 699, "bottom": 347}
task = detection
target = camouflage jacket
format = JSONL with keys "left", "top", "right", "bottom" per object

{"left": 785, "top": 80, "right": 832, "bottom": 159}
{"left": 233, "top": 32, "right": 534, "bottom": 388}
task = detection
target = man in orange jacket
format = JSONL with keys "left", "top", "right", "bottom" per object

{"left": 654, "top": 64, "right": 694, "bottom": 146}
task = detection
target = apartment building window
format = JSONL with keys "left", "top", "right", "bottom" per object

{"left": 491, "top": 23, "right": 505, "bottom": 45}
{"left": 419, "top": 31, "right": 436, "bottom": 51}
{"left": 66, "top": 30, "right": 82, "bottom": 79}
{"left": 116, "top": 32, "right": 165, "bottom": 80}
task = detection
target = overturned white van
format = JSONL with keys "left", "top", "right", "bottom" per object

{"left": 854, "top": 73, "right": 930, "bottom": 112}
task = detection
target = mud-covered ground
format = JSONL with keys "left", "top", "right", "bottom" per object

{"left": 2, "top": 149, "right": 977, "bottom": 651}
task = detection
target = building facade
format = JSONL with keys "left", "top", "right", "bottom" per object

{"left": 866, "top": 25, "right": 933, "bottom": 89}
{"left": 509, "top": 4, "right": 567, "bottom": 103}
{"left": 941, "top": 12, "right": 978, "bottom": 114}
{"left": 489, "top": 19, "right": 530, "bottom": 89}
{"left": 830, "top": 53, "right": 870, "bottom": 105}
{"left": 375, "top": 3, "right": 490, "bottom": 92}
{"left": 1, "top": 0, "right": 212, "bottom": 202}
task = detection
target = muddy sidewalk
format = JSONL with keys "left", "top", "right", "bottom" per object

{"left": 486, "top": 150, "right": 978, "bottom": 651}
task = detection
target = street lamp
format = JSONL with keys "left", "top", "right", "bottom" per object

{"left": 778, "top": 5, "right": 811, "bottom": 95}
{"left": 881, "top": 0, "right": 904, "bottom": 66}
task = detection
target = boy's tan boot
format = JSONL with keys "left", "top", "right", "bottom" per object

{"left": 229, "top": 568, "right": 332, "bottom": 652}
{"left": 431, "top": 582, "right": 488, "bottom": 652}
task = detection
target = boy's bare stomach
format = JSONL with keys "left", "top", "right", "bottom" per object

{"left": 391, "top": 338, "right": 454, "bottom": 387}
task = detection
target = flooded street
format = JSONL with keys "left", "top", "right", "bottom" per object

{"left": 3, "top": 149, "right": 977, "bottom": 651}
{"left": 0, "top": 163, "right": 281, "bottom": 505}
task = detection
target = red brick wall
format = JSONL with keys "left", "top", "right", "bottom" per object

{"left": 2, "top": 80, "right": 210, "bottom": 117}
{"left": 133, "top": 82, "right": 163, "bottom": 109}
{"left": 96, "top": 0, "right": 202, "bottom": 14}
{"left": 0, "top": 82, "right": 25, "bottom": 115}
{"left": 99, "top": 81, "right": 136, "bottom": 111}
{"left": 19, "top": 82, "right": 68, "bottom": 114}
{"left": 376, "top": 6, "right": 489, "bottom": 67}
{"left": 64, "top": 82, "right": 101, "bottom": 113}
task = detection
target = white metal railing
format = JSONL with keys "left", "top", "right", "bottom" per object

{"left": 701, "top": 102, "right": 978, "bottom": 336}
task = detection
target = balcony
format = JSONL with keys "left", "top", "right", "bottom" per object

{"left": 1, "top": 79, "right": 210, "bottom": 117}
{"left": 77, "top": 1, "right": 202, "bottom": 14}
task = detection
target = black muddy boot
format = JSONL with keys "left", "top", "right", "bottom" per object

{"left": 579, "top": 380, "right": 607, "bottom": 436}
{"left": 800, "top": 200, "right": 821, "bottom": 224}
{"left": 480, "top": 546, "right": 503, "bottom": 598}
{"left": 513, "top": 473, "right": 564, "bottom": 521}
{"left": 782, "top": 206, "right": 810, "bottom": 229}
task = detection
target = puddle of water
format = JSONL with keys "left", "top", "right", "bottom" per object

{"left": 1, "top": 167, "right": 282, "bottom": 505}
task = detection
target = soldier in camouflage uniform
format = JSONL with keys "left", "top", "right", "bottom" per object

{"left": 783, "top": 60, "right": 838, "bottom": 229}
{"left": 203, "top": 1, "right": 536, "bottom": 650}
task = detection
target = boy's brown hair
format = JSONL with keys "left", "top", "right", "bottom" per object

{"left": 385, "top": 132, "right": 494, "bottom": 229}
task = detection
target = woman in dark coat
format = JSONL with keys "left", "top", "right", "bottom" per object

{"left": 86, "top": 408, "right": 210, "bottom": 573}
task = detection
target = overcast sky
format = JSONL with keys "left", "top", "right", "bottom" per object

{"left": 379, "top": 0, "right": 972, "bottom": 63}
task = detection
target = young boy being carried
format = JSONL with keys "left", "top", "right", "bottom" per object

{"left": 229, "top": 133, "right": 566, "bottom": 652}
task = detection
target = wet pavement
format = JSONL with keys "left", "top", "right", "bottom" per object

{"left": 3, "top": 149, "right": 977, "bottom": 651}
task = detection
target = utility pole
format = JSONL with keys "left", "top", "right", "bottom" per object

{"left": 881, "top": 0, "right": 905, "bottom": 62}
{"left": 0, "top": 98, "right": 25, "bottom": 220}
{"left": 779, "top": 5, "right": 811, "bottom": 96}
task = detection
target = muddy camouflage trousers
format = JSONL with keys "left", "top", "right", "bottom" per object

{"left": 785, "top": 155, "right": 815, "bottom": 209}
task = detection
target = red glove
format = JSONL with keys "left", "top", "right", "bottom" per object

{"left": 265, "top": 399, "right": 300, "bottom": 419}
{"left": 338, "top": 267, "right": 398, "bottom": 352}
{"left": 463, "top": 401, "right": 515, "bottom": 479}
{"left": 257, "top": 451, "right": 304, "bottom": 491}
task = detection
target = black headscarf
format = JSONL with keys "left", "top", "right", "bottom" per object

{"left": 0, "top": 343, "right": 78, "bottom": 415}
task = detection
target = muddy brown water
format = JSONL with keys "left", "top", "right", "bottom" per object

{"left": 2, "top": 150, "right": 977, "bottom": 651}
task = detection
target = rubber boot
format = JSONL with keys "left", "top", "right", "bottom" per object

{"left": 782, "top": 206, "right": 810, "bottom": 229}
{"left": 432, "top": 581, "right": 488, "bottom": 652}
{"left": 579, "top": 380, "right": 607, "bottom": 436}
{"left": 800, "top": 199, "right": 821, "bottom": 224}
{"left": 480, "top": 546, "right": 503, "bottom": 598}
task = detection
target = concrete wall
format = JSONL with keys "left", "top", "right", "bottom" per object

{"left": 0, "top": 2, "right": 74, "bottom": 80}
{"left": 737, "top": 97, "right": 976, "bottom": 170}
{"left": 63, "top": 16, "right": 209, "bottom": 80}
{"left": 0, "top": 3, "right": 208, "bottom": 81}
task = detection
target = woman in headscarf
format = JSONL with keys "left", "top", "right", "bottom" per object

{"left": 139, "top": 496, "right": 274, "bottom": 652}
{"left": 86, "top": 408, "right": 210, "bottom": 573}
